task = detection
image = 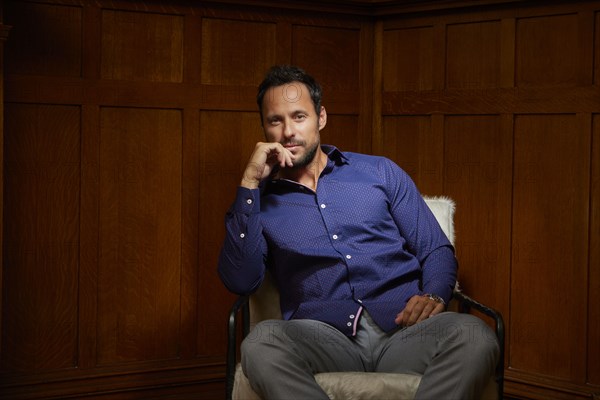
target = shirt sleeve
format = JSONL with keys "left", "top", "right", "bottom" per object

{"left": 383, "top": 158, "right": 457, "bottom": 304}
{"left": 421, "top": 245, "right": 457, "bottom": 304}
{"left": 217, "top": 186, "right": 268, "bottom": 295}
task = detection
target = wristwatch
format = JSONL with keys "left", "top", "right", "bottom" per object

{"left": 423, "top": 293, "right": 446, "bottom": 306}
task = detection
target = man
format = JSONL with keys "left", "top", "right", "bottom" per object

{"left": 218, "top": 65, "right": 499, "bottom": 399}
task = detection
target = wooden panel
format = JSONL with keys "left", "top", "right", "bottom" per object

{"left": 101, "top": 9, "right": 183, "bottom": 82}
{"left": 596, "top": 11, "right": 600, "bottom": 85}
{"left": 589, "top": 114, "right": 600, "bottom": 386}
{"left": 382, "top": 86, "right": 600, "bottom": 115}
{"left": 201, "top": 18, "right": 276, "bottom": 86}
{"left": 4, "top": 1, "right": 82, "bottom": 77}
{"left": 79, "top": 105, "right": 100, "bottom": 369}
{"left": 179, "top": 108, "right": 201, "bottom": 359}
{"left": 446, "top": 20, "right": 501, "bottom": 89}
{"left": 357, "top": 21, "right": 375, "bottom": 156}
{"left": 382, "top": 26, "right": 434, "bottom": 91}
{"left": 510, "top": 114, "right": 589, "bottom": 381}
{"left": 0, "top": 18, "right": 6, "bottom": 368}
{"left": 322, "top": 114, "right": 361, "bottom": 153}
{"left": 0, "top": 363, "right": 226, "bottom": 400}
{"left": 443, "top": 115, "right": 512, "bottom": 317}
{"left": 380, "top": 115, "right": 443, "bottom": 194}
{"left": 2, "top": 104, "right": 81, "bottom": 371}
{"left": 292, "top": 25, "right": 360, "bottom": 93}
{"left": 499, "top": 18, "right": 516, "bottom": 88}
{"left": 516, "top": 13, "right": 579, "bottom": 87}
{"left": 197, "top": 110, "right": 263, "bottom": 357}
{"left": 97, "top": 107, "right": 182, "bottom": 365}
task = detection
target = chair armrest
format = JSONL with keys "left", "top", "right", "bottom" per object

{"left": 226, "top": 295, "right": 250, "bottom": 400}
{"left": 452, "top": 290, "right": 505, "bottom": 399}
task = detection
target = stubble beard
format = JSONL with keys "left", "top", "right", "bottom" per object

{"left": 287, "top": 139, "right": 319, "bottom": 170}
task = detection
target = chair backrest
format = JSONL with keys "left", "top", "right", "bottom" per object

{"left": 249, "top": 196, "right": 456, "bottom": 326}
{"left": 422, "top": 196, "right": 455, "bottom": 244}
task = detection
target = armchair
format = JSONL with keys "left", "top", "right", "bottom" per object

{"left": 226, "top": 197, "right": 504, "bottom": 400}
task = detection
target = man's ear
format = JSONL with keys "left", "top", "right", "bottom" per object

{"left": 318, "top": 106, "right": 327, "bottom": 131}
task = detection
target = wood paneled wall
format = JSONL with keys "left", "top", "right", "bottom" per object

{"left": 0, "top": 0, "right": 372, "bottom": 398}
{"left": 0, "top": 7, "right": 8, "bottom": 374}
{"left": 376, "top": 2, "right": 600, "bottom": 398}
{"left": 1, "top": 0, "right": 599, "bottom": 399}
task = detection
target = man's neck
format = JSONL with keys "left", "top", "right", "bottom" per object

{"left": 279, "top": 148, "right": 328, "bottom": 191}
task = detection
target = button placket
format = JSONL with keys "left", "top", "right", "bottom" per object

{"left": 317, "top": 195, "right": 344, "bottom": 259}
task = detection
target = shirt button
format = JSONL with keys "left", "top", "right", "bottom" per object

{"left": 347, "top": 322, "right": 352, "bottom": 327}
{"left": 320, "top": 204, "right": 326, "bottom": 209}
{"left": 332, "top": 234, "right": 338, "bottom": 240}
{"left": 240, "top": 233, "right": 245, "bottom": 238}
{"left": 246, "top": 199, "right": 253, "bottom": 205}
{"left": 349, "top": 314, "right": 355, "bottom": 319}
{"left": 346, "top": 254, "right": 352, "bottom": 259}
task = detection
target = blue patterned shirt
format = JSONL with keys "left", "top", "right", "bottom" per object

{"left": 218, "top": 145, "right": 457, "bottom": 336}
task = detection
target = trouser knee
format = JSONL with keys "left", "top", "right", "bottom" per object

{"left": 241, "top": 319, "right": 281, "bottom": 362}
{"left": 441, "top": 313, "right": 500, "bottom": 364}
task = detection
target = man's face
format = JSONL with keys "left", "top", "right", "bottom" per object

{"left": 260, "top": 82, "right": 326, "bottom": 169}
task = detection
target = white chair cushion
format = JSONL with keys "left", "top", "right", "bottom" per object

{"left": 233, "top": 364, "right": 421, "bottom": 400}
{"left": 233, "top": 364, "right": 498, "bottom": 399}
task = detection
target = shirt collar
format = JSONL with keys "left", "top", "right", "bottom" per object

{"left": 321, "top": 144, "right": 350, "bottom": 165}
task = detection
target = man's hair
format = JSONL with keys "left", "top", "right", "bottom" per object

{"left": 256, "top": 65, "right": 322, "bottom": 118}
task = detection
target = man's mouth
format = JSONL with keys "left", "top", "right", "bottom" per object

{"left": 283, "top": 142, "right": 302, "bottom": 151}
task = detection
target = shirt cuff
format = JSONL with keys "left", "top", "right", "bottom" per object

{"left": 231, "top": 186, "right": 261, "bottom": 214}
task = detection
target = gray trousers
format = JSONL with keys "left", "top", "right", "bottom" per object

{"left": 241, "top": 311, "right": 499, "bottom": 400}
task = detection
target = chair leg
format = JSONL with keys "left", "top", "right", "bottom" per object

{"left": 226, "top": 295, "right": 250, "bottom": 400}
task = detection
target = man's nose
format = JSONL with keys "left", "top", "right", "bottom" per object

{"left": 283, "top": 121, "right": 295, "bottom": 138}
